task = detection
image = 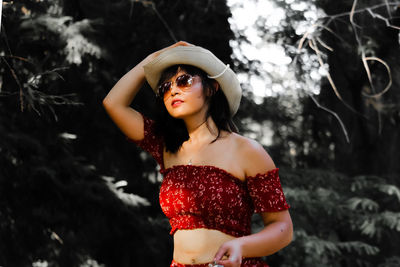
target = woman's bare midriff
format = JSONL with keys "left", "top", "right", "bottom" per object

{"left": 173, "top": 228, "right": 237, "bottom": 264}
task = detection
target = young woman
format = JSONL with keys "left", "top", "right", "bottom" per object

{"left": 102, "top": 41, "right": 293, "bottom": 267}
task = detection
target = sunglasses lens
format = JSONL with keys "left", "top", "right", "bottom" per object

{"left": 176, "top": 74, "right": 193, "bottom": 87}
{"left": 158, "top": 81, "right": 171, "bottom": 96}
{"left": 158, "top": 74, "right": 193, "bottom": 96}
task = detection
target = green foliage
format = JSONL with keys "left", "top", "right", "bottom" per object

{"left": 0, "top": 119, "right": 157, "bottom": 266}
{"left": 272, "top": 168, "right": 400, "bottom": 267}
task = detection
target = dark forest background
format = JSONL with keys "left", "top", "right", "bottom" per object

{"left": 1, "top": 0, "right": 400, "bottom": 266}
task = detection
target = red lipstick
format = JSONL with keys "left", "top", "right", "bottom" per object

{"left": 171, "top": 99, "right": 184, "bottom": 107}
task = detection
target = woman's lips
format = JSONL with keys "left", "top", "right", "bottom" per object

{"left": 171, "top": 99, "right": 184, "bottom": 107}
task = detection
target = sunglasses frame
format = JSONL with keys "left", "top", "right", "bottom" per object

{"left": 157, "top": 74, "right": 194, "bottom": 97}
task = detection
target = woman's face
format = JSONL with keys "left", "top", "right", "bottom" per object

{"left": 161, "top": 69, "right": 209, "bottom": 119}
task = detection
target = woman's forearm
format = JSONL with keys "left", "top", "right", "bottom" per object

{"left": 102, "top": 55, "right": 153, "bottom": 108}
{"left": 239, "top": 220, "right": 293, "bottom": 258}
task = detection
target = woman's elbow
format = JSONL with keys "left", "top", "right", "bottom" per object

{"left": 102, "top": 97, "right": 112, "bottom": 108}
{"left": 283, "top": 219, "right": 294, "bottom": 248}
{"left": 102, "top": 97, "right": 119, "bottom": 112}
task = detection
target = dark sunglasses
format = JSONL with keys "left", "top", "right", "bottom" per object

{"left": 157, "top": 74, "right": 194, "bottom": 96}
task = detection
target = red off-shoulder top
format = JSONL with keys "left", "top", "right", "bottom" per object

{"left": 128, "top": 114, "right": 290, "bottom": 238}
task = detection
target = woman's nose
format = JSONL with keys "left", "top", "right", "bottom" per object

{"left": 169, "top": 83, "right": 181, "bottom": 96}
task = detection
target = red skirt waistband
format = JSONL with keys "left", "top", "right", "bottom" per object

{"left": 170, "top": 258, "right": 269, "bottom": 267}
{"left": 170, "top": 259, "right": 209, "bottom": 267}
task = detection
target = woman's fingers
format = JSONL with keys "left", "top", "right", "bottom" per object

{"left": 216, "top": 252, "right": 242, "bottom": 266}
{"left": 213, "top": 244, "right": 228, "bottom": 262}
{"left": 214, "top": 239, "right": 243, "bottom": 267}
{"left": 165, "top": 41, "right": 193, "bottom": 51}
{"left": 173, "top": 40, "right": 193, "bottom": 47}
{"left": 149, "top": 41, "right": 194, "bottom": 61}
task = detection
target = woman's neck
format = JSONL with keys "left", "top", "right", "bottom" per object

{"left": 184, "top": 116, "right": 218, "bottom": 144}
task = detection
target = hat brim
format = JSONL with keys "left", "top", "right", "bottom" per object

{"left": 143, "top": 46, "right": 242, "bottom": 116}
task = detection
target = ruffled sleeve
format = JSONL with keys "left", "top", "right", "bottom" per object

{"left": 246, "top": 168, "right": 290, "bottom": 213}
{"left": 126, "top": 113, "right": 164, "bottom": 168}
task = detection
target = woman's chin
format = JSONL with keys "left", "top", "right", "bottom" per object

{"left": 166, "top": 105, "right": 206, "bottom": 120}
{"left": 168, "top": 110, "right": 198, "bottom": 120}
{"left": 167, "top": 110, "right": 187, "bottom": 119}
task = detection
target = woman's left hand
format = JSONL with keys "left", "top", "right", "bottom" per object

{"left": 213, "top": 239, "right": 243, "bottom": 267}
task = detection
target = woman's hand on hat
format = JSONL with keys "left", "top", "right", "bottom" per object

{"left": 161, "top": 40, "right": 193, "bottom": 52}
{"left": 146, "top": 41, "right": 193, "bottom": 62}
{"left": 170, "top": 40, "right": 193, "bottom": 48}
{"left": 213, "top": 239, "right": 243, "bottom": 267}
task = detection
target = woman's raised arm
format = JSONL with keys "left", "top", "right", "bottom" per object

{"left": 102, "top": 41, "right": 191, "bottom": 141}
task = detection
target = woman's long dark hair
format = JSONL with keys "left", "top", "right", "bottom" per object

{"left": 154, "top": 64, "right": 238, "bottom": 153}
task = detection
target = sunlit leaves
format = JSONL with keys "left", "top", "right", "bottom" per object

{"left": 102, "top": 176, "right": 150, "bottom": 207}
{"left": 360, "top": 218, "right": 378, "bottom": 238}
{"left": 346, "top": 197, "right": 379, "bottom": 212}
{"left": 378, "top": 184, "right": 400, "bottom": 202}
{"left": 20, "top": 15, "right": 103, "bottom": 65}
{"left": 338, "top": 241, "right": 380, "bottom": 256}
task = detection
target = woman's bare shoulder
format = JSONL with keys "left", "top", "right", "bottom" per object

{"left": 229, "top": 133, "right": 276, "bottom": 177}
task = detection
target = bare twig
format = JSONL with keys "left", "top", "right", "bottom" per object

{"left": 2, "top": 57, "right": 24, "bottom": 112}
{"left": 25, "top": 86, "right": 42, "bottom": 116}
{"left": 322, "top": 2, "right": 400, "bottom": 20}
{"left": 1, "top": 24, "right": 13, "bottom": 56}
{"left": 309, "top": 94, "right": 350, "bottom": 143}
{"left": 0, "top": 55, "right": 33, "bottom": 64}
{"left": 39, "top": 66, "right": 69, "bottom": 81}
{"left": 309, "top": 38, "right": 361, "bottom": 115}
{"left": 297, "top": 30, "right": 311, "bottom": 51}
{"left": 350, "top": 0, "right": 362, "bottom": 29}
{"left": 316, "top": 36, "right": 334, "bottom": 52}
{"left": 385, "top": 0, "right": 393, "bottom": 19}
{"left": 297, "top": 23, "right": 347, "bottom": 53}
{"left": 361, "top": 56, "right": 392, "bottom": 98}
{"left": 151, "top": 6, "right": 178, "bottom": 42}
{"left": 347, "top": 0, "right": 393, "bottom": 101}
{"left": 361, "top": 51, "right": 376, "bottom": 94}
{"left": 133, "top": 0, "right": 178, "bottom": 42}
{"left": 349, "top": 0, "right": 364, "bottom": 51}
{"left": 297, "top": 0, "right": 399, "bottom": 139}
{"left": 25, "top": 84, "right": 84, "bottom": 121}
{"left": 367, "top": 7, "right": 400, "bottom": 30}
{"left": 49, "top": 230, "right": 64, "bottom": 245}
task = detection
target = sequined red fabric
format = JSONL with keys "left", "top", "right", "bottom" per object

{"left": 128, "top": 114, "right": 290, "bottom": 238}
{"left": 246, "top": 169, "right": 290, "bottom": 214}
{"left": 160, "top": 164, "right": 253, "bottom": 236}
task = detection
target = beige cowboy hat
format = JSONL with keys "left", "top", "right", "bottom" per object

{"left": 143, "top": 45, "right": 242, "bottom": 116}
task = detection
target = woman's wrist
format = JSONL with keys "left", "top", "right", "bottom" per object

{"left": 235, "top": 237, "right": 246, "bottom": 258}
{"left": 139, "top": 54, "right": 155, "bottom": 68}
